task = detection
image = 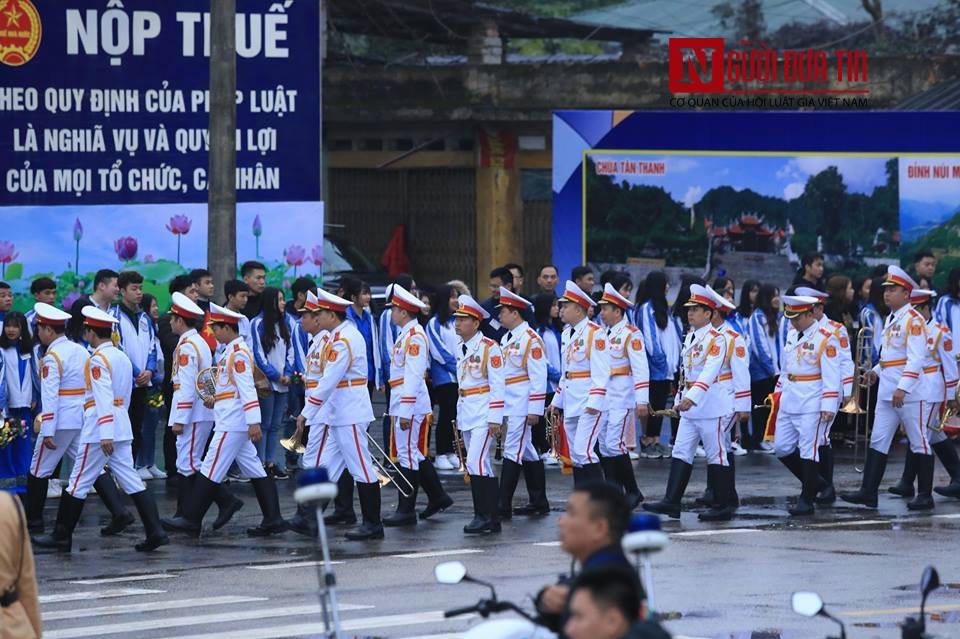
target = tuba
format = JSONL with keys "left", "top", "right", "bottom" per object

{"left": 849, "top": 326, "right": 875, "bottom": 473}
{"left": 196, "top": 366, "right": 221, "bottom": 404}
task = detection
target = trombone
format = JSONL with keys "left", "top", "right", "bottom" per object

{"left": 845, "top": 326, "right": 875, "bottom": 473}
{"left": 451, "top": 423, "right": 469, "bottom": 483}
{"left": 365, "top": 421, "right": 415, "bottom": 498}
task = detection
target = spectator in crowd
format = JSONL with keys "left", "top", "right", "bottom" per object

{"left": 0, "top": 312, "right": 33, "bottom": 496}
{"left": 426, "top": 284, "right": 460, "bottom": 470}
{"left": 853, "top": 275, "right": 871, "bottom": 314}
{"left": 114, "top": 271, "right": 157, "bottom": 465}
{"left": 135, "top": 293, "right": 166, "bottom": 481}
{"left": 825, "top": 274, "right": 856, "bottom": 333}
{"left": 747, "top": 283, "right": 781, "bottom": 452}
{"left": 636, "top": 271, "right": 681, "bottom": 457}
{"left": 417, "top": 286, "right": 434, "bottom": 326}
{"left": 733, "top": 279, "right": 759, "bottom": 336}
{"left": 250, "top": 286, "right": 293, "bottom": 479}
{"left": 537, "top": 264, "right": 560, "bottom": 295}
{"left": 859, "top": 274, "right": 888, "bottom": 367}
{"left": 0, "top": 282, "right": 11, "bottom": 322}
{"left": 792, "top": 252, "right": 825, "bottom": 291}
{"left": 224, "top": 280, "right": 253, "bottom": 351}
{"left": 0, "top": 493, "right": 41, "bottom": 639}
{"left": 482, "top": 267, "right": 514, "bottom": 340}
{"left": 572, "top": 265, "right": 595, "bottom": 294}
{"left": 936, "top": 267, "right": 960, "bottom": 349}
{"left": 671, "top": 275, "right": 703, "bottom": 335}
{"left": 504, "top": 262, "right": 526, "bottom": 295}
{"left": 913, "top": 250, "right": 937, "bottom": 285}
{"left": 533, "top": 292, "right": 562, "bottom": 461}
{"left": 87, "top": 268, "right": 119, "bottom": 313}
{"left": 24, "top": 277, "right": 56, "bottom": 337}
{"left": 447, "top": 279, "right": 471, "bottom": 297}
{"left": 240, "top": 260, "right": 267, "bottom": 319}
{"left": 190, "top": 268, "right": 215, "bottom": 311}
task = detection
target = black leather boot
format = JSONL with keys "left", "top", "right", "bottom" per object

{"left": 212, "top": 481, "right": 244, "bottom": 530}
{"left": 642, "top": 458, "right": 693, "bottom": 519}
{"left": 345, "top": 482, "right": 385, "bottom": 540}
{"left": 907, "top": 453, "right": 935, "bottom": 511}
{"left": 172, "top": 473, "right": 189, "bottom": 519}
{"left": 96, "top": 473, "right": 135, "bottom": 536}
{"left": 484, "top": 476, "right": 502, "bottom": 533}
{"left": 788, "top": 459, "right": 819, "bottom": 516}
{"left": 888, "top": 450, "right": 917, "bottom": 498}
{"left": 129, "top": 490, "right": 170, "bottom": 551}
{"left": 728, "top": 452, "right": 739, "bottom": 508}
{"left": 325, "top": 472, "right": 356, "bottom": 524}
{"left": 25, "top": 474, "right": 48, "bottom": 533}
{"left": 247, "top": 477, "right": 288, "bottom": 536}
{"left": 580, "top": 462, "right": 604, "bottom": 484}
{"left": 514, "top": 461, "right": 550, "bottom": 516}
{"left": 777, "top": 450, "right": 804, "bottom": 482}
{"left": 498, "top": 459, "right": 523, "bottom": 519}
{"left": 571, "top": 466, "right": 584, "bottom": 486}
{"left": 613, "top": 454, "right": 643, "bottom": 508}
{"left": 840, "top": 448, "right": 888, "bottom": 508}
{"left": 162, "top": 473, "right": 218, "bottom": 536}
{"left": 463, "top": 475, "right": 490, "bottom": 534}
{"left": 816, "top": 446, "right": 836, "bottom": 504}
{"left": 933, "top": 440, "right": 960, "bottom": 498}
{"left": 599, "top": 455, "right": 619, "bottom": 487}
{"left": 383, "top": 468, "right": 419, "bottom": 527}
{"left": 289, "top": 503, "right": 319, "bottom": 537}
{"left": 699, "top": 465, "right": 736, "bottom": 521}
{"left": 31, "top": 491, "right": 85, "bottom": 552}
{"left": 419, "top": 459, "right": 453, "bottom": 519}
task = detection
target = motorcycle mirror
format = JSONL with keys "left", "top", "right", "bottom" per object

{"left": 435, "top": 561, "right": 468, "bottom": 585}
{"left": 921, "top": 566, "right": 940, "bottom": 598}
{"left": 792, "top": 592, "right": 825, "bottom": 618}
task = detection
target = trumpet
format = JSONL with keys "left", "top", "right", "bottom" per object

{"left": 932, "top": 386, "right": 960, "bottom": 432}
{"left": 365, "top": 422, "right": 415, "bottom": 498}
{"left": 281, "top": 421, "right": 307, "bottom": 454}
{"left": 849, "top": 326, "right": 875, "bottom": 473}
{"left": 452, "top": 423, "right": 469, "bottom": 483}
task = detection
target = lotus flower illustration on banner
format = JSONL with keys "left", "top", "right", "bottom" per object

{"left": 285, "top": 244, "right": 306, "bottom": 276}
{"left": 310, "top": 244, "right": 323, "bottom": 266}
{"left": 114, "top": 236, "right": 138, "bottom": 263}
{"left": 252, "top": 214, "right": 263, "bottom": 258}
{"left": 0, "top": 241, "right": 18, "bottom": 278}
{"left": 73, "top": 218, "right": 83, "bottom": 275}
{"left": 166, "top": 215, "right": 192, "bottom": 264}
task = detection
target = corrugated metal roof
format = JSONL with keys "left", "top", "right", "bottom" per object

{"left": 896, "top": 79, "right": 960, "bottom": 110}
{"left": 575, "top": 0, "right": 945, "bottom": 39}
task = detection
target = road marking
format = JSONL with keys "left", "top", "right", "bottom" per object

{"left": 671, "top": 528, "right": 761, "bottom": 537}
{"left": 39, "top": 589, "right": 164, "bottom": 604}
{"left": 392, "top": 548, "right": 484, "bottom": 559}
{"left": 161, "top": 611, "right": 471, "bottom": 639}
{"left": 807, "top": 519, "right": 890, "bottom": 528}
{"left": 68, "top": 573, "right": 178, "bottom": 585}
{"left": 246, "top": 560, "right": 344, "bottom": 570}
{"left": 44, "top": 603, "right": 372, "bottom": 639}
{"left": 43, "top": 596, "right": 267, "bottom": 621}
{"left": 930, "top": 513, "right": 960, "bottom": 519}
{"left": 842, "top": 603, "right": 960, "bottom": 617}
{"left": 533, "top": 541, "right": 562, "bottom": 546}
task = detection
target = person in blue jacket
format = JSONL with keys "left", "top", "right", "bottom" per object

{"left": 426, "top": 285, "right": 460, "bottom": 471}
{"left": 251, "top": 287, "right": 294, "bottom": 479}
{"left": 533, "top": 293, "right": 562, "bottom": 463}
{"left": 747, "top": 283, "right": 781, "bottom": 452}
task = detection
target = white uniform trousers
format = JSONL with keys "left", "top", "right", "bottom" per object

{"left": 393, "top": 414, "right": 427, "bottom": 470}
{"left": 30, "top": 430, "right": 80, "bottom": 479}
{"left": 927, "top": 403, "right": 948, "bottom": 445}
{"left": 599, "top": 410, "right": 634, "bottom": 458}
{"left": 462, "top": 427, "right": 495, "bottom": 477}
{"left": 176, "top": 421, "right": 214, "bottom": 476}
{"left": 565, "top": 413, "right": 604, "bottom": 467}
{"left": 301, "top": 422, "right": 327, "bottom": 470}
{"left": 66, "top": 441, "right": 145, "bottom": 499}
{"left": 502, "top": 415, "right": 539, "bottom": 464}
{"left": 308, "top": 423, "right": 377, "bottom": 484}
{"left": 870, "top": 400, "right": 934, "bottom": 456}
{"left": 201, "top": 431, "right": 269, "bottom": 483}
{"left": 774, "top": 412, "right": 828, "bottom": 462}
{"left": 672, "top": 416, "right": 730, "bottom": 466}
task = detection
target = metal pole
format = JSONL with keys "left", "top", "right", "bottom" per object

{"left": 208, "top": 0, "right": 237, "bottom": 295}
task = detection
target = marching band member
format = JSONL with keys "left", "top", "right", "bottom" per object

{"left": 772, "top": 296, "right": 841, "bottom": 516}
{"left": 166, "top": 293, "right": 242, "bottom": 529}
{"left": 296, "top": 289, "right": 384, "bottom": 540}
{"left": 163, "top": 303, "right": 287, "bottom": 536}
{"left": 453, "top": 295, "right": 506, "bottom": 534}
{"left": 496, "top": 287, "right": 550, "bottom": 518}
{"left": 547, "top": 281, "right": 604, "bottom": 485}
{"left": 383, "top": 285, "right": 453, "bottom": 527}
{"left": 594, "top": 283, "right": 648, "bottom": 508}
{"left": 25, "top": 303, "right": 133, "bottom": 536}
{"left": 644, "top": 285, "right": 734, "bottom": 521}
{"left": 32, "top": 307, "right": 168, "bottom": 552}
{"left": 841, "top": 266, "right": 934, "bottom": 510}
{"left": 795, "top": 286, "right": 855, "bottom": 504}
{"left": 888, "top": 289, "right": 960, "bottom": 501}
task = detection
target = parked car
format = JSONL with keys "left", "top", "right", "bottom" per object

{"left": 321, "top": 234, "right": 391, "bottom": 313}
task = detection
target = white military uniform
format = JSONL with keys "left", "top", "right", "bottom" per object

{"left": 32, "top": 334, "right": 87, "bottom": 478}
{"left": 66, "top": 342, "right": 144, "bottom": 499}
{"left": 200, "top": 336, "right": 267, "bottom": 483}
{"left": 457, "top": 332, "right": 506, "bottom": 477}
{"left": 169, "top": 328, "right": 215, "bottom": 476}
{"left": 300, "top": 328, "right": 331, "bottom": 468}
{"left": 302, "top": 320, "right": 376, "bottom": 483}
{"left": 870, "top": 301, "right": 931, "bottom": 455}
{"left": 922, "top": 315, "right": 959, "bottom": 446}
{"left": 717, "top": 317, "right": 751, "bottom": 452}
{"left": 388, "top": 317, "right": 431, "bottom": 470}
{"left": 499, "top": 320, "right": 547, "bottom": 464}
{"left": 774, "top": 324, "right": 842, "bottom": 462}
{"left": 597, "top": 316, "right": 649, "bottom": 457}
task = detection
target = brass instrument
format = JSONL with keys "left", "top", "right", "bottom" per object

{"left": 365, "top": 422, "right": 415, "bottom": 498}
{"left": 33, "top": 413, "right": 42, "bottom": 435}
{"left": 545, "top": 411, "right": 562, "bottom": 462}
{"left": 848, "top": 326, "right": 875, "bottom": 473}
{"left": 650, "top": 362, "right": 686, "bottom": 420}
{"left": 281, "top": 421, "right": 307, "bottom": 454}
{"left": 196, "top": 366, "right": 221, "bottom": 404}
{"left": 753, "top": 396, "right": 773, "bottom": 411}
{"left": 650, "top": 408, "right": 680, "bottom": 419}
{"left": 452, "top": 422, "right": 469, "bottom": 483}
{"left": 932, "top": 385, "right": 960, "bottom": 432}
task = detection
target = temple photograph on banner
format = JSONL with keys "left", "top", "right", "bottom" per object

{"left": 584, "top": 151, "right": 902, "bottom": 294}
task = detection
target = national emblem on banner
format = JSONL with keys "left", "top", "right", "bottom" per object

{"left": 0, "top": 0, "right": 42, "bottom": 67}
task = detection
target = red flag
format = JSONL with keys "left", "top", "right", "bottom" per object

{"left": 762, "top": 391, "right": 781, "bottom": 442}
{"left": 554, "top": 415, "right": 574, "bottom": 475}
{"left": 380, "top": 224, "right": 411, "bottom": 278}
{"left": 200, "top": 311, "right": 217, "bottom": 353}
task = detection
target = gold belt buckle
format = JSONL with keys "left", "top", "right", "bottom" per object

{"left": 787, "top": 374, "right": 796, "bottom": 382}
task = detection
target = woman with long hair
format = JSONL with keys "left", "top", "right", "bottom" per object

{"left": 533, "top": 293, "right": 562, "bottom": 462}
{"left": 734, "top": 279, "right": 759, "bottom": 338}
{"left": 0, "top": 312, "right": 34, "bottom": 495}
{"left": 853, "top": 275, "right": 871, "bottom": 314}
{"left": 637, "top": 271, "right": 683, "bottom": 457}
{"left": 426, "top": 284, "right": 460, "bottom": 470}
{"left": 250, "top": 286, "right": 292, "bottom": 478}
{"left": 135, "top": 294, "right": 166, "bottom": 480}
{"left": 859, "top": 274, "right": 888, "bottom": 367}
{"left": 672, "top": 275, "right": 704, "bottom": 336}
{"left": 824, "top": 275, "right": 855, "bottom": 333}
{"left": 747, "top": 283, "right": 781, "bottom": 452}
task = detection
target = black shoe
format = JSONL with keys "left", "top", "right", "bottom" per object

{"left": 934, "top": 479, "right": 960, "bottom": 499}
{"left": 419, "top": 460, "right": 453, "bottom": 520}
{"left": 699, "top": 466, "right": 735, "bottom": 522}
{"left": 484, "top": 477, "right": 502, "bottom": 534}
{"left": 324, "top": 510, "right": 358, "bottom": 525}
{"left": 267, "top": 464, "right": 289, "bottom": 480}
{"left": 289, "top": 504, "right": 319, "bottom": 538}
{"left": 247, "top": 477, "right": 288, "bottom": 536}
{"left": 95, "top": 474, "right": 135, "bottom": 536}
{"left": 212, "top": 483, "right": 244, "bottom": 530}
{"left": 933, "top": 440, "right": 960, "bottom": 498}
{"left": 384, "top": 468, "right": 419, "bottom": 527}
{"left": 514, "top": 461, "right": 550, "bottom": 516}
{"left": 888, "top": 449, "right": 917, "bottom": 498}
{"left": 25, "top": 474, "right": 48, "bottom": 533}
{"left": 32, "top": 491, "right": 85, "bottom": 553}
{"left": 129, "top": 490, "right": 169, "bottom": 552}
{"left": 907, "top": 493, "right": 935, "bottom": 510}
{"left": 815, "top": 446, "right": 836, "bottom": 505}
{"left": 788, "top": 459, "right": 820, "bottom": 517}
{"left": 907, "top": 454, "right": 935, "bottom": 511}
{"left": 840, "top": 448, "right": 888, "bottom": 508}
{"left": 464, "top": 475, "right": 490, "bottom": 534}
{"left": 162, "top": 473, "right": 218, "bottom": 536}
{"left": 694, "top": 488, "right": 715, "bottom": 507}
{"left": 345, "top": 482, "right": 384, "bottom": 540}
{"left": 642, "top": 458, "right": 692, "bottom": 520}
{"left": 815, "top": 484, "right": 836, "bottom": 505}
{"left": 171, "top": 473, "right": 188, "bottom": 519}
{"left": 497, "top": 460, "right": 523, "bottom": 520}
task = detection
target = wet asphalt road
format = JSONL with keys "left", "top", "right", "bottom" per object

{"left": 31, "top": 444, "right": 960, "bottom": 639}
